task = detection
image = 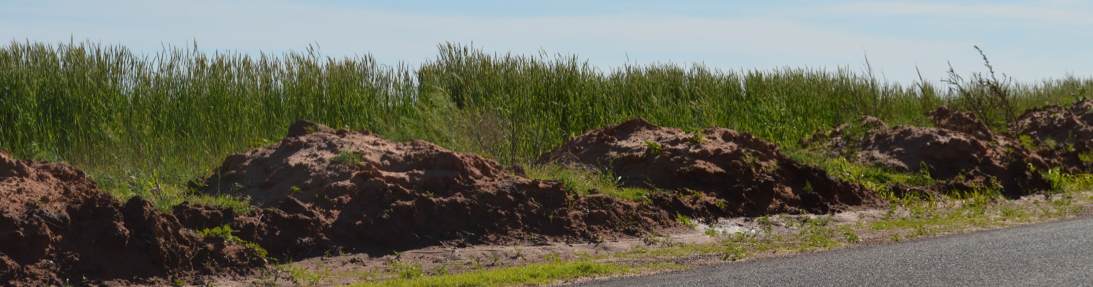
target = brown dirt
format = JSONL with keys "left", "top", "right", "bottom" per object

{"left": 178, "top": 120, "right": 675, "bottom": 259}
{"left": 802, "top": 106, "right": 1052, "bottom": 197}
{"left": 538, "top": 118, "right": 883, "bottom": 218}
{"left": 0, "top": 151, "right": 264, "bottom": 286}
{"left": 1011, "top": 99, "right": 1093, "bottom": 172}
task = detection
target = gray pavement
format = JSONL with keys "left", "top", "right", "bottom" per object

{"left": 572, "top": 216, "right": 1093, "bottom": 286}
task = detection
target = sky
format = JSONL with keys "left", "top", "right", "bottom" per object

{"left": 2, "top": 0, "right": 1091, "bottom": 85}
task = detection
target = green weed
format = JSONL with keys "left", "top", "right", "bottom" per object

{"left": 645, "top": 140, "right": 663, "bottom": 157}
{"left": 332, "top": 147, "right": 363, "bottom": 166}
{"left": 675, "top": 214, "right": 697, "bottom": 228}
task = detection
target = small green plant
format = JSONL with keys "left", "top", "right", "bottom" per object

{"left": 513, "top": 246, "right": 525, "bottom": 259}
{"left": 1018, "top": 135, "right": 1037, "bottom": 151}
{"left": 331, "top": 146, "right": 363, "bottom": 166}
{"left": 689, "top": 132, "right": 708, "bottom": 145}
{"left": 433, "top": 265, "right": 450, "bottom": 276}
{"left": 1044, "top": 138, "right": 1059, "bottom": 149}
{"left": 1043, "top": 167, "right": 1067, "bottom": 194}
{"left": 721, "top": 244, "right": 747, "bottom": 261}
{"left": 387, "top": 261, "right": 424, "bottom": 279}
{"left": 283, "top": 262, "right": 331, "bottom": 286}
{"left": 740, "top": 153, "right": 760, "bottom": 169}
{"left": 289, "top": 185, "right": 301, "bottom": 194}
{"left": 231, "top": 182, "right": 245, "bottom": 193}
{"left": 195, "top": 224, "right": 237, "bottom": 241}
{"left": 704, "top": 229, "right": 720, "bottom": 237}
{"left": 794, "top": 218, "right": 838, "bottom": 250}
{"left": 470, "top": 255, "right": 484, "bottom": 270}
{"left": 645, "top": 140, "right": 663, "bottom": 157}
{"left": 756, "top": 216, "right": 774, "bottom": 233}
{"left": 675, "top": 214, "right": 697, "bottom": 228}
{"left": 890, "top": 233, "right": 903, "bottom": 242}
{"left": 840, "top": 226, "right": 861, "bottom": 243}
{"left": 194, "top": 224, "right": 268, "bottom": 259}
{"left": 1081, "top": 151, "right": 1093, "bottom": 164}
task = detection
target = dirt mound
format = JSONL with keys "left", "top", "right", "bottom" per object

{"left": 1011, "top": 99, "right": 1093, "bottom": 172}
{"left": 181, "top": 120, "right": 673, "bottom": 258}
{"left": 804, "top": 106, "right": 1051, "bottom": 197}
{"left": 0, "top": 151, "right": 263, "bottom": 286}
{"left": 538, "top": 118, "right": 882, "bottom": 218}
{"left": 929, "top": 105, "right": 998, "bottom": 141}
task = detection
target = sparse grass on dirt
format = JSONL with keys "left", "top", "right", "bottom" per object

{"left": 237, "top": 157, "right": 1093, "bottom": 286}
{"left": 526, "top": 164, "right": 656, "bottom": 201}
{"left": 250, "top": 184, "right": 1093, "bottom": 286}
{"left": 788, "top": 151, "right": 936, "bottom": 193}
{"left": 352, "top": 260, "right": 632, "bottom": 287}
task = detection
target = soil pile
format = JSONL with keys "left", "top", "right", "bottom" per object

{"left": 1011, "top": 99, "right": 1093, "bottom": 172}
{"left": 0, "top": 151, "right": 263, "bottom": 286}
{"left": 803, "top": 106, "right": 1051, "bottom": 197}
{"left": 180, "top": 120, "right": 673, "bottom": 258}
{"left": 538, "top": 118, "right": 883, "bottom": 218}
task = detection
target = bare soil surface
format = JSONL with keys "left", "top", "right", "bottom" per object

{"left": 539, "top": 118, "right": 883, "bottom": 218}
{"left": 802, "top": 106, "right": 1052, "bottom": 197}
{"left": 1011, "top": 99, "right": 1093, "bottom": 173}
{"left": 177, "top": 120, "right": 676, "bottom": 260}
{"left": 0, "top": 151, "right": 264, "bottom": 287}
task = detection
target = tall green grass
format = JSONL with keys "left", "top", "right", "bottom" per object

{"left": 2, "top": 40, "right": 1092, "bottom": 204}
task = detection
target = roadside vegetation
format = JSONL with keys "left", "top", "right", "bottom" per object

{"left": 266, "top": 188, "right": 1093, "bottom": 286}
{"left": 3, "top": 40, "right": 1091, "bottom": 208}
{"left": 4, "top": 40, "right": 1093, "bottom": 285}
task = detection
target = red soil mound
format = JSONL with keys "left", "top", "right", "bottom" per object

{"left": 0, "top": 151, "right": 263, "bottom": 286}
{"left": 804, "top": 106, "right": 1051, "bottom": 197}
{"left": 180, "top": 121, "right": 673, "bottom": 258}
{"left": 538, "top": 118, "right": 883, "bottom": 218}
{"left": 1011, "top": 99, "right": 1093, "bottom": 172}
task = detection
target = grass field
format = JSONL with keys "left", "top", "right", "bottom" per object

{"left": 2, "top": 40, "right": 1092, "bottom": 207}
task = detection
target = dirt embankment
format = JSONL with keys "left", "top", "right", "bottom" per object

{"left": 539, "top": 118, "right": 883, "bottom": 218}
{"left": 176, "top": 120, "right": 675, "bottom": 259}
{"left": 802, "top": 106, "right": 1052, "bottom": 197}
{"left": 1011, "top": 99, "right": 1093, "bottom": 173}
{"left": 0, "top": 151, "right": 263, "bottom": 286}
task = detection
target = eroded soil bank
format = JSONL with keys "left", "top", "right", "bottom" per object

{"left": 801, "top": 106, "right": 1054, "bottom": 197}
{"left": 0, "top": 151, "right": 263, "bottom": 286}
{"left": 176, "top": 120, "right": 677, "bottom": 260}
{"left": 1011, "top": 99, "right": 1093, "bottom": 173}
{"left": 539, "top": 118, "right": 884, "bottom": 218}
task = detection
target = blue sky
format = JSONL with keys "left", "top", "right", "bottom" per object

{"left": 3, "top": 0, "right": 1091, "bottom": 85}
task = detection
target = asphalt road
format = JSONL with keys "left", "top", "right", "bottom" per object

{"left": 573, "top": 216, "right": 1093, "bottom": 286}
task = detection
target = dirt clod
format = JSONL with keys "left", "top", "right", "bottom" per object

{"left": 0, "top": 151, "right": 263, "bottom": 286}
{"left": 539, "top": 118, "right": 883, "bottom": 218}
{"left": 182, "top": 120, "right": 674, "bottom": 259}
{"left": 803, "top": 106, "right": 1052, "bottom": 197}
{"left": 1011, "top": 99, "right": 1093, "bottom": 172}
